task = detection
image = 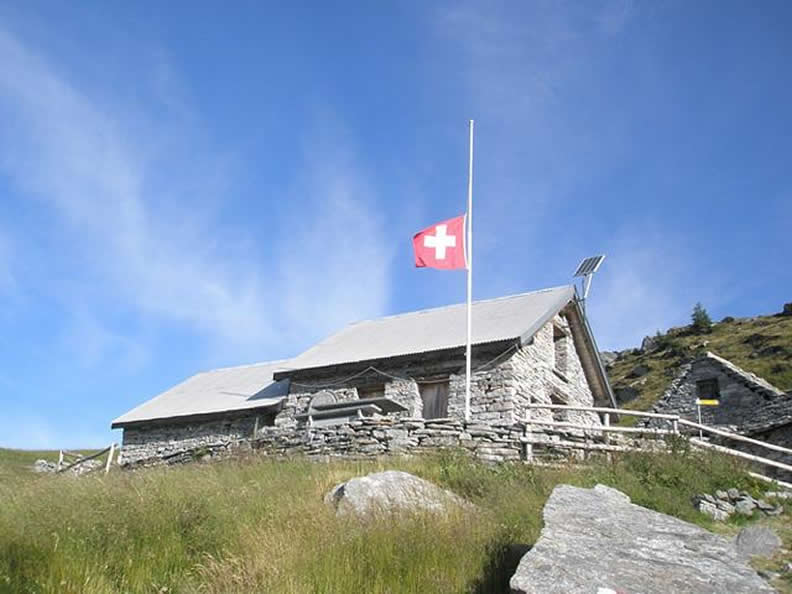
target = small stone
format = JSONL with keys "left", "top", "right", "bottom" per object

{"left": 766, "top": 505, "right": 784, "bottom": 517}
{"left": 698, "top": 500, "right": 730, "bottom": 521}
{"left": 756, "top": 499, "right": 775, "bottom": 512}
{"left": 727, "top": 488, "right": 740, "bottom": 500}
{"left": 715, "top": 501, "right": 736, "bottom": 515}
{"left": 735, "top": 499, "right": 757, "bottom": 516}
{"left": 715, "top": 490, "right": 729, "bottom": 500}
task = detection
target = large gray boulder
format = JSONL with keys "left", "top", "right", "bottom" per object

{"left": 510, "top": 484, "right": 773, "bottom": 594}
{"left": 324, "top": 470, "right": 469, "bottom": 517}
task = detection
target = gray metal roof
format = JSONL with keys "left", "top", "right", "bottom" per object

{"left": 279, "top": 285, "right": 576, "bottom": 373}
{"left": 111, "top": 360, "right": 290, "bottom": 428}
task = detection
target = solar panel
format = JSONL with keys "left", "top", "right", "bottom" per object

{"left": 574, "top": 255, "right": 605, "bottom": 277}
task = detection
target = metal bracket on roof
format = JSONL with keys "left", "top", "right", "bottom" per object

{"left": 573, "top": 255, "right": 605, "bottom": 311}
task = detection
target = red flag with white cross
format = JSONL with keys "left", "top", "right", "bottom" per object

{"left": 412, "top": 215, "right": 467, "bottom": 270}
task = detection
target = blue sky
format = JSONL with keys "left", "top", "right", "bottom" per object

{"left": 0, "top": 1, "right": 790, "bottom": 448}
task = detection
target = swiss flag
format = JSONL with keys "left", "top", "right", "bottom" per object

{"left": 413, "top": 215, "right": 467, "bottom": 270}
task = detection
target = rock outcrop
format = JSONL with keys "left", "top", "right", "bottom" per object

{"left": 510, "top": 484, "right": 773, "bottom": 594}
{"left": 324, "top": 470, "right": 470, "bottom": 517}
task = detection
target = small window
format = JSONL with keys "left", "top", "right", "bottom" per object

{"left": 419, "top": 380, "right": 449, "bottom": 419}
{"left": 357, "top": 384, "right": 385, "bottom": 400}
{"left": 696, "top": 378, "right": 720, "bottom": 399}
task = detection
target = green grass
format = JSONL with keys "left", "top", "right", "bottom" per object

{"left": 1, "top": 446, "right": 789, "bottom": 593}
{"left": 608, "top": 313, "right": 792, "bottom": 423}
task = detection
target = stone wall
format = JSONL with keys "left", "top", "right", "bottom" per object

{"left": 255, "top": 417, "right": 527, "bottom": 463}
{"left": 119, "top": 412, "right": 272, "bottom": 465}
{"left": 278, "top": 341, "right": 523, "bottom": 428}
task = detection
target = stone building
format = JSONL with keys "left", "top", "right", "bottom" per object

{"left": 112, "top": 285, "right": 615, "bottom": 465}
{"left": 647, "top": 351, "right": 789, "bottom": 428}
{"left": 646, "top": 351, "right": 792, "bottom": 478}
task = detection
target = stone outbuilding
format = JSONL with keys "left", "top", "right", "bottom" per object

{"left": 112, "top": 285, "right": 615, "bottom": 465}
{"left": 646, "top": 351, "right": 792, "bottom": 478}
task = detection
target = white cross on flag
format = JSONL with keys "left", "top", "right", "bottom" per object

{"left": 412, "top": 215, "right": 467, "bottom": 270}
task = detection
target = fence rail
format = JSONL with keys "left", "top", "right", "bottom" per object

{"left": 57, "top": 443, "right": 117, "bottom": 475}
{"left": 525, "top": 402, "right": 792, "bottom": 484}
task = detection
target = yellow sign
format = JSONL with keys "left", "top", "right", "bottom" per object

{"left": 696, "top": 399, "right": 720, "bottom": 406}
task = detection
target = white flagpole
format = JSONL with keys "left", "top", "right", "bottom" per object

{"left": 465, "top": 119, "right": 474, "bottom": 422}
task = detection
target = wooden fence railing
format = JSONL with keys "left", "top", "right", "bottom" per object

{"left": 524, "top": 403, "right": 792, "bottom": 481}
{"left": 57, "top": 443, "right": 118, "bottom": 475}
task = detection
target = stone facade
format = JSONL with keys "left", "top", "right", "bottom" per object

{"left": 119, "top": 412, "right": 273, "bottom": 465}
{"left": 119, "top": 312, "right": 602, "bottom": 466}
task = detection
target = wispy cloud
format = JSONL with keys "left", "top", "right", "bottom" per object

{"left": 276, "top": 136, "right": 393, "bottom": 343}
{"left": 0, "top": 29, "right": 391, "bottom": 365}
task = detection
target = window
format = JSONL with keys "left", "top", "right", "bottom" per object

{"left": 419, "top": 380, "right": 449, "bottom": 419}
{"left": 553, "top": 326, "right": 568, "bottom": 376}
{"left": 696, "top": 378, "right": 720, "bottom": 399}
{"left": 357, "top": 384, "right": 385, "bottom": 400}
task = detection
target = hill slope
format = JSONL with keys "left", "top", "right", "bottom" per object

{"left": 606, "top": 310, "right": 792, "bottom": 418}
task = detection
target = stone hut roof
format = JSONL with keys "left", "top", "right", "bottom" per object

{"left": 112, "top": 285, "right": 616, "bottom": 428}
{"left": 111, "top": 360, "right": 291, "bottom": 428}
{"left": 278, "top": 285, "right": 576, "bottom": 373}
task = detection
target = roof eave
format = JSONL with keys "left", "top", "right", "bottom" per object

{"left": 566, "top": 296, "right": 618, "bottom": 410}
{"left": 111, "top": 398, "right": 285, "bottom": 430}
{"left": 273, "top": 338, "right": 519, "bottom": 380}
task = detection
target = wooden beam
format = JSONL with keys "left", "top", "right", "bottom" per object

{"left": 679, "top": 419, "right": 792, "bottom": 456}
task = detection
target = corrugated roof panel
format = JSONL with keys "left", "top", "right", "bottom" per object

{"left": 112, "top": 360, "right": 290, "bottom": 427}
{"left": 281, "top": 285, "right": 575, "bottom": 372}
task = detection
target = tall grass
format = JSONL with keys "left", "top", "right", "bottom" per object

{"left": 0, "top": 447, "right": 769, "bottom": 593}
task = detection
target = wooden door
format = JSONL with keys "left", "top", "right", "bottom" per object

{"left": 420, "top": 381, "right": 449, "bottom": 419}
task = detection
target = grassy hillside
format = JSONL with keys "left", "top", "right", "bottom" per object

{"left": 1, "top": 447, "right": 790, "bottom": 593}
{"left": 607, "top": 313, "right": 792, "bottom": 419}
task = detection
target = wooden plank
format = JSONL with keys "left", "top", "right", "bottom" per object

{"left": 748, "top": 472, "right": 792, "bottom": 491}
{"left": 689, "top": 438, "right": 792, "bottom": 473}
{"left": 526, "top": 403, "right": 679, "bottom": 421}
{"left": 529, "top": 420, "right": 673, "bottom": 435}
{"left": 679, "top": 420, "right": 792, "bottom": 456}
{"left": 521, "top": 438, "right": 636, "bottom": 453}
{"left": 104, "top": 443, "right": 115, "bottom": 474}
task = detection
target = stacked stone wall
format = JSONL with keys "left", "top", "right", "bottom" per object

{"left": 255, "top": 417, "right": 526, "bottom": 463}
{"left": 120, "top": 413, "right": 267, "bottom": 465}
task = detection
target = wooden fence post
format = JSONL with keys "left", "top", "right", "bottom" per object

{"left": 104, "top": 443, "right": 115, "bottom": 475}
{"left": 524, "top": 399, "right": 533, "bottom": 462}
